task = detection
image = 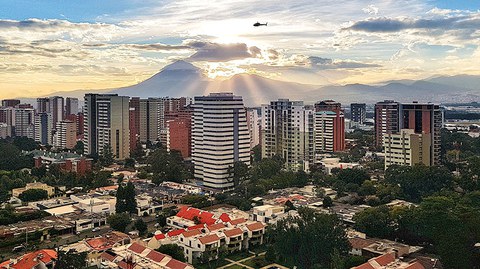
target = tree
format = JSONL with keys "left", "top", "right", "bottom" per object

{"left": 135, "top": 219, "right": 148, "bottom": 236}
{"left": 99, "top": 144, "right": 115, "bottom": 167}
{"left": 333, "top": 168, "right": 369, "bottom": 186}
{"left": 107, "top": 213, "right": 131, "bottom": 232}
{"left": 18, "top": 189, "right": 48, "bottom": 202}
{"left": 54, "top": 250, "right": 87, "bottom": 269}
{"left": 252, "top": 144, "right": 262, "bottom": 163}
{"left": 73, "top": 141, "right": 84, "bottom": 155}
{"left": 323, "top": 196, "right": 333, "bottom": 208}
{"left": 266, "top": 208, "right": 349, "bottom": 269}
{"left": 157, "top": 244, "right": 186, "bottom": 262}
{"left": 124, "top": 158, "right": 135, "bottom": 168}
{"left": 124, "top": 181, "right": 137, "bottom": 214}
{"left": 353, "top": 206, "right": 393, "bottom": 238}
{"left": 229, "top": 161, "right": 250, "bottom": 187}
{"left": 115, "top": 185, "right": 127, "bottom": 213}
{"left": 148, "top": 148, "right": 189, "bottom": 184}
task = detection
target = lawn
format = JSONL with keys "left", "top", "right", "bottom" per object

{"left": 194, "top": 259, "right": 231, "bottom": 269}
{"left": 241, "top": 256, "right": 271, "bottom": 269}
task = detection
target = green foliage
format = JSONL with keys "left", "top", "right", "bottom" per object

{"left": 0, "top": 206, "right": 50, "bottom": 225}
{"left": 134, "top": 218, "right": 148, "bottom": 236}
{"left": 322, "top": 196, "right": 333, "bottom": 208}
{"left": 18, "top": 188, "right": 48, "bottom": 202}
{"left": 181, "top": 194, "right": 209, "bottom": 208}
{"left": 124, "top": 158, "right": 135, "bottom": 168}
{"left": 73, "top": 141, "right": 84, "bottom": 155}
{"left": 0, "top": 140, "right": 34, "bottom": 170}
{"left": 116, "top": 182, "right": 137, "bottom": 214}
{"left": 332, "top": 168, "right": 369, "bottom": 186}
{"left": 157, "top": 244, "right": 186, "bottom": 262}
{"left": 229, "top": 161, "right": 250, "bottom": 187}
{"left": 353, "top": 205, "right": 394, "bottom": 238}
{"left": 99, "top": 144, "right": 115, "bottom": 167}
{"left": 385, "top": 165, "right": 454, "bottom": 202}
{"left": 251, "top": 145, "right": 262, "bottom": 163}
{"left": 12, "top": 137, "right": 39, "bottom": 151}
{"left": 55, "top": 250, "right": 88, "bottom": 269}
{"left": 266, "top": 208, "right": 349, "bottom": 269}
{"left": 107, "top": 213, "right": 131, "bottom": 233}
{"left": 148, "top": 148, "right": 190, "bottom": 184}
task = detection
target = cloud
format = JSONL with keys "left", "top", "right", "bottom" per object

{"left": 122, "top": 43, "right": 191, "bottom": 52}
{"left": 186, "top": 41, "right": 260, "bottom": 61}
{"left": 362, "top": 5, "right": 379, "bottom": 15}
{"left": 343, "top": 14, "right": 480, "bottom": 34}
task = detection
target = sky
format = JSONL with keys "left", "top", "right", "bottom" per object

{"left": 1, "top": 0, "right": 480, "bottom": 99}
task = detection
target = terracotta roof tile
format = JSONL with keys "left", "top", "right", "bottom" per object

{"left": 166, "top": 258, "right": 189, "bottom": 269}
{"left": 224, "top": 228, "right": 243, "bottom": 237}
{"left": 374, "top": 252, "right": 396, "bottom": 266}
{"left": 146, "top": 250, "right": 167, "bottom": 263}
{"left": 167, "top": 229, "right": 186, "bottom": 237}
{"left": 182, "top": 229, "right": 202, "bottom": 238}
{"left": 229, "top": 218, "right": 247, "bottom": 225}
{"left": 207, "top": 223, "right": 226, "bottom": 231}
{"left": 348, "top": 238, "right": 375, "bottom": 249}
{"left": 154, "top": 233, "right": 166, "bottom": 240}
{"left": 246, "top": 222, "right": 265, "bottom": 231}
{"left": 199, "top": 234, "right": 220, "bottom": 244}
{"left": 405, "top": 261, "right": 426, "bottom": 269}
{"left": 128, "top": 242, "right": 146, "bottom": 254}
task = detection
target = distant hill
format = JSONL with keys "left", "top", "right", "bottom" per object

{"left": 24, "top": 60, "right": 480, "bottom": 106}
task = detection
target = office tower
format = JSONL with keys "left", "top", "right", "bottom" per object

{"left": 166, "top": 108, "right": 193, "bottom": 159}
{"left": 77, "top": 112, "right": 84, "bottom": 135}
{"left": 384, "top": 129, "right": 432, "bottom": 169}
{"left": 374, "top": 100, "right": 400, "bottom": 148}
{"left": 36, "top": 98, "right": 50, "bottom": 113}
{"left": 53, "top": 120, "right": 77, "bottom": 149}
{"left": 34, "top": 112, "right": 53, "bottom": 145}
{"left": 14, "top": 105, "right": 35, "bottom": 139}
{"left": 262, "top": 99, "right": 313, "bottom": 171}
{"left": 1, "top": 99, "right": 20, "bottom": 107}
{"left": 129, "top": 97, "right": 140, "bottom": 151}
{"left": 314, "top": 100, "right": 345, "bottom": 152}
{"left": 48, "top": 96, "right": 64, "bottom": 128}
{"left": 138, "top": 98, "right": 164, "bottom": 144}
{"left": 0, "top": 123, "right": 10, "bottom": 139}
{"left": 192, "top": 93, "right": 250, "bottom": 189}
{"left": 65, "top": 97, "right": 79, "bottom": 116}
{"left": 84, "top": 94, "right": 130, "bottom": 160}
{"left": 247, "top": 108, "right": 261, "bottom": 149}
{"left": 351, "top": 103, "right": 366, "bottom": 124}
{"left": 399, "top": 102, "right": 442, "bottom": 165}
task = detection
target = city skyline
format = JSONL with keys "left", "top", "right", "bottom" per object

{"left": 1, "top": 0, "right": 480, "bottom": 100}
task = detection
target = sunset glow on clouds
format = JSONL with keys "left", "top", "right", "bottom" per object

{"left": 1, "top": 0, "right": 480, "bottom": 98}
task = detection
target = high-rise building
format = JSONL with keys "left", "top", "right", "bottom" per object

{"left": 65, "top": 97, "right": 79, "bottom": 116}
{"left": 384, "top": 129, "right": 432, "bottom": 169}
{"left": 53, "top": 120, "right": 77, "bottom": 149}
{"left": 34, "top": 112, "right": 53, "bottom": 145}
{"left": 129, "top": 97, "right": 140, "bottom": 151}
{"left": 14, "top": 105, "right": 35, "bottom": 139}
{"left": 138, "top": 98, "right": 164, "bottom": 144}
{"left": 262, "top": 99, "right": 313, "bottom": 171}
{"left": 1, "top": 99, "right": 20, "bottom": 107}
{"left": 48, "top": 96, "right": 64, "bottom": 129}
{"left": 192, "top": 93, "right": 250, "bottom": 189}
{"left": 84, "top": 94, "right": 130, "bottom": 160}
{"left": 314, "top": 100, "right": 345, "bottom": 152}
{"left": 374, "top": 100, "right": 400, "bottom": 148}
{"left": 36, "top": 98, "right": 50, "bottom": 113}
{"left": 399, "top": 102, "right": 442, "bottom": 166}
{"left": 351, "top": 103, "right": 366, "bottom": 124}
{"left": 166, "top": 109, "right": 192, "bottom": 159}
{"left": 247, "top": 108, "right": 261, "bottom": 149}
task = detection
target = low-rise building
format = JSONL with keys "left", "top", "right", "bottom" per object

{"left": 250, "top": 205, "right": 285, "bottom": 224}
{"left": 12, "top": 182, "right": 55, "bottom": 198}
{"left": 71, "top": 194, "right": 116, "bottom": 215}
{"left": 352, "top": 252, "right": 426, "bottom": 269}
{"left": 32, "top": 150, "right": 93, "bottom": 176}
{"left": 0, "top": 249, "right": 57, "bottom": 269}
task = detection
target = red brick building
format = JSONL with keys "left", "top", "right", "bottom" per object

{"left": 166, "top": 108, "right": 192, "bottom": 159}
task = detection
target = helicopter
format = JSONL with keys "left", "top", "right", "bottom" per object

{"left": 253, "top": 22, "right": 268, "bottom": 27}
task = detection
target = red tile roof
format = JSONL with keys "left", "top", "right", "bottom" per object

{"left": 100, "top": 252, "right": 116, "bottom": 262}
{"left": 187, "top": 224, "right": 205, "bottom": 230}
{"left": 117, "top": 260, "right": 132, "bottom": 269}
{"left": 246, "top": 222, "right": 265, "bottom": 231}
{"left": 229, "top": 218, "right": 247, "bottom": 225}
{"left": 374, "top": 252, "right": 396, "bottom": 266}
{"left": 224, "top": 228, "right": 243, "bottom": 237}
{"left": 219, "top": 213, "right": 231, "bottom": 223}
{"left": 353, "top": 263, "right": 375, "bottom": 269}
{"left": 182, "top": 229, "right": 202, "bottom": 238}
{"left": 167, "top": 229, "right": 186, "bottom": 237}
{"left": 154, "top": 233, "right": 166, "bottom": 240}
{"left": 199, "top": 234, "right": 220, "bottom": 244}
{"left": 146, "top": 250, "right": 167, "bottom": 263}
{"left": 207, "top": 223, "right": 226, "bottom": 231}
{"left": 128, "top": 242, "right": 146, "bottom": 254}
{"left": 176, "top": 206, "right": 217, "bottom": 225}
{"left": 166, "top": 258, "right": 189, "bottom": 269}
{"left": 0, "top": 249, "right": 57, "bottom": 269}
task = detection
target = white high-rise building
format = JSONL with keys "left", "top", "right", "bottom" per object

{"left": 192, "top": 93, "right": 250, "bottom": 189}
{"left": 53, "top": 120, "right": 77, "bottom": 149}
{"left": 261, "top": 99, "right": 313, "bottom": 171}
{"left": 247, "top": 108, "right": 261, "bottom": 149}
{"left": 84, "top": 94, "right": 130, "bottom": 160}
{"left": 34, "top": 112, "right": 53, "bottom": 145}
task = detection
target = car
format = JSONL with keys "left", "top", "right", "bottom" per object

{"left": 12, "top": 245, "right": 25, "bottom": 252}
{"left": 92, "top": 227, "right": 100, "bottom": 232}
